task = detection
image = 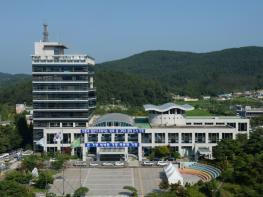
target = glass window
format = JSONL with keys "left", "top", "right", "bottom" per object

{"left": 168, "top": 133, "right": 178, "bottom": 143}
{"left": 238, "top": 123, "right": 247, "bottom": 131}
{"left": 101, "top": 134, "right": 111, "bottom": 142}
{"left": 128, "top": 134, "right": 138, "bottom": 142}
{"left": 88, "top": 134, "right": 98, "bottom": 142}
{"left": 47, "top": 134, "right": 55, "bottom": 144}
{"left": 181, "top": 133, "right": 192, "bottom": 143}
{"left": 222, "top": 133, "right": 233, "bottom": 140}
{"left": 62, "top": 133, "right": 71, "bottom": 144}
{"left": 142, "top": 133, "right": 152, "bottom": 143}
{"left": 227, "top": 123, "right": 236, "bottom": 128}
{"left": 74, "top": 133, "right": 84, "bottom": 143}
{"left": 115, "top": 134, "right": 125, "bottom": 142}
{"left": 155, "top": 133, "right": 165, "bottom": 143}
{"left": 208, "top": 133, "right": 219, "bottom": 143}
{"left": 195, "top": 133, "right": 205, "bottom": 143}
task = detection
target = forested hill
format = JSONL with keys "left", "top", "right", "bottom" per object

{"left": 0, "top": 71, "right": 170, "bottom": 106}
{"left": 97, "top": 46, "right": 263, "bottom": 96}
{"left": 1, "top": 46, "right": 263, "bottom": 106}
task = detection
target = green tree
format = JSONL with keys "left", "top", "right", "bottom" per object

{"left": 5, "top": 170, "right": 32, "bottom": 184}
{"left": 154, "top": 146, "right": 170, "bottom": 158}
{"left": 73, "top": 187, "right": 89, "bottom": 197}
{"left": 22, "top": 155, "right": 42, "bottom": 171}
{"left": 35, "top": 171, "right": 54, "bottom": 189}
{"left": 15, "top": 114, "right": 33, "bottom": 148}
{"left": 0, "top": 125, "right": 22, "bottom": 153}
{"left": 0, "top": 180, "right": 34, "bottom": 197}
{"left": 123, "top": 186, "right": 138, "bottom": 197}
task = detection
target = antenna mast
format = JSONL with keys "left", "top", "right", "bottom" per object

{"left": 43, "top": 24, "right": 49, "bottom": 42}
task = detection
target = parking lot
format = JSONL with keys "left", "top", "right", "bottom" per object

{"left": 49, "top": 167, "right": 163, "bottom": 196}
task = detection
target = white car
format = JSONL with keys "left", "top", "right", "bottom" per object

{"left": 157, "top": 161, "right": 169, "bottom": 166}
{"left": 102, "top": 162, "right": 114, "bottom": 166}
{"left": 115, "top": 161, "right": 125, "bottom": 166}
{"left": 89, "top": 162, "right": 99, "bottom": 167}
{"left": 143, "top": 161, "right": 155, "bottom": 166}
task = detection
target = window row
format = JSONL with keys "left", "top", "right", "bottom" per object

{"left": 46, "top": 132, "right": 233, "bottom": 144}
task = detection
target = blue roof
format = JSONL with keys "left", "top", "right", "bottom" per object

{"left": 143, "top": 103, "right": 194, "bottom": 112}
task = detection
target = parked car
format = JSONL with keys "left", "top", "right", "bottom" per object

{"left": 89, "top": 162, "right": 99, "bottom": 167}
{"left": 157, "top": 161, "right": 169, "bottom": 166}
{"left": 166, "top": 157, "right": 176, "bottom": 162}
{"left": 102, "top": 162, "right": 114, "bottom": 166}
{"left": 142, "top": 161, "right": 155, "bottom": 166}
{"left": 115, "top": 161, "right": 125, "bottom": 166}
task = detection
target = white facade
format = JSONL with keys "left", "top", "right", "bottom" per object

{"left": 42, "top": 104, "right": 249, "bottom": 161}
{"left": 32, "top": 26, "right": 96, "bottom": 151}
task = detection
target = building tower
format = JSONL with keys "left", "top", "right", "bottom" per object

{"left": 32, "top": 24, "right": 96, "bottom": 151}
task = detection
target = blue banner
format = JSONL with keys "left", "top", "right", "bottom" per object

{"left": 81, "top": 128, "right": 145, "bottom": 134}
{"left": 85, "top": 142, "right": 139, "bottom": 148}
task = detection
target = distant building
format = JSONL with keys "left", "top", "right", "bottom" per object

{"left": 183, "top": 97, "right": 199, "bottom": 102}
{"left": 16, "top": 104, "right": 33, "bottom": 114}
{"left": 202, "top": 96, "right": 211, "bottom": 100}
{"left": 236, "top": 105, "right": 263, "bottom": 118}
{"left": 0, "top": 121, "right": 11, "bottom": 126}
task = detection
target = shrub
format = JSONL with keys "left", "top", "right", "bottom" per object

{"left": 35, "top": 171, "right": 54, "bottom": 189}
{"left": 73, "top": 187, "right": 89, "bottom": 197}
{"left": 5, "top": 170, "right": 32, "bottom": 184}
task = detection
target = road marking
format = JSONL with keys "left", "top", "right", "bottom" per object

{"left": 138, "top": 168, "right": 144, "bottom": 197}
{"left": 131, "top": 168, "right": 135, "bottom": 187}
{"left": 83, "top": 168, "right": 91, "bottom": 186}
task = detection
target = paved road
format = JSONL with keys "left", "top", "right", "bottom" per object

{"left": 49, "top": 167, "right": 163, "bottom": 196}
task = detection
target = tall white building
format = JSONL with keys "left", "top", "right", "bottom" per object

{"left": 32, "top": 25, "right": 96, "bottom": 150}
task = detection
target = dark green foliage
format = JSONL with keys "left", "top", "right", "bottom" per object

{"left": 123, "top": 186, "right": 138, "bottom": 197}
{"left": 35, "top": 171, "right": 54, "bottom": 189}
{"left": 5, "top": 170, "right": 32, "bottom": 184}
{"left": 98, "top": 47, "right": 263, "bottom": 96}
{"left": 251, "top": 116, "right": 263, "bottom": 127}
{"left": 15, "top": 114, "right": 33, "bottom": 148}
{"left": 153, "top": 146, "right": 170, "bottom": 158}
{"left": 0, "top": 72, "right": 32, "bottom": 105}
{"left": 2, "top": 46, "right": 263, "bottom": 107}
{"left": 22, "top": 155, "right": 42, "bottom": 171}
{"left": 0, "top": 180, "right": 34, "bottom": 197}
{"left": 73, "top": 186, "right": 89, "bottom": 197}
{"left": 0, "top": 125, "right": 22, "bottom": 153}
{"left": 51, "top": 159, "right": 64, "bottom": 170}
{"left": 96, "top": 70, "right": 170, "bottom": 105}
{"left": 159, "top": 180, "right": 169, "bottom": 190}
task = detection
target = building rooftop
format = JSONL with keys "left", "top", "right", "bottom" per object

{"left": 95, "top": 113, "right": 134, "bottom": 126}
{"left": 186, "top": 116, "right": 243, "bottom": 119}
{"left": 143, "top": 102, "right": 194, "bottom": 112}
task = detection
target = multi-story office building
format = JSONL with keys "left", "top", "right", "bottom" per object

{"left": 32, "top": 25, "right": 96, "bottom": 150}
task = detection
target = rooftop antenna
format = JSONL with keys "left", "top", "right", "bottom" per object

{"left": 43, "top": 23, "right": 49, "bottom": 42}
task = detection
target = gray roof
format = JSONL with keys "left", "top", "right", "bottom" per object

{"left": 143, "top": 103, "right": 194, "bottom": 112}
{"left": 95, "top": 113, "right": 134, "bottom": 126}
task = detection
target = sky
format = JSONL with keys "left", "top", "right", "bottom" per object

{"left": 0, "top": 0, "right": 263, "bottom": 74}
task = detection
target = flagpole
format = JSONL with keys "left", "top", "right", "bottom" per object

{"left": 62, "top": 129, "right": 64, "bottom": 197}
{"left": 80, "top": 135, "right": 82, "bottom": 187}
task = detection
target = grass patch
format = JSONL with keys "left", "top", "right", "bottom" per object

{"left": 186, "top": 109, "right": 211, "bottom": 116}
